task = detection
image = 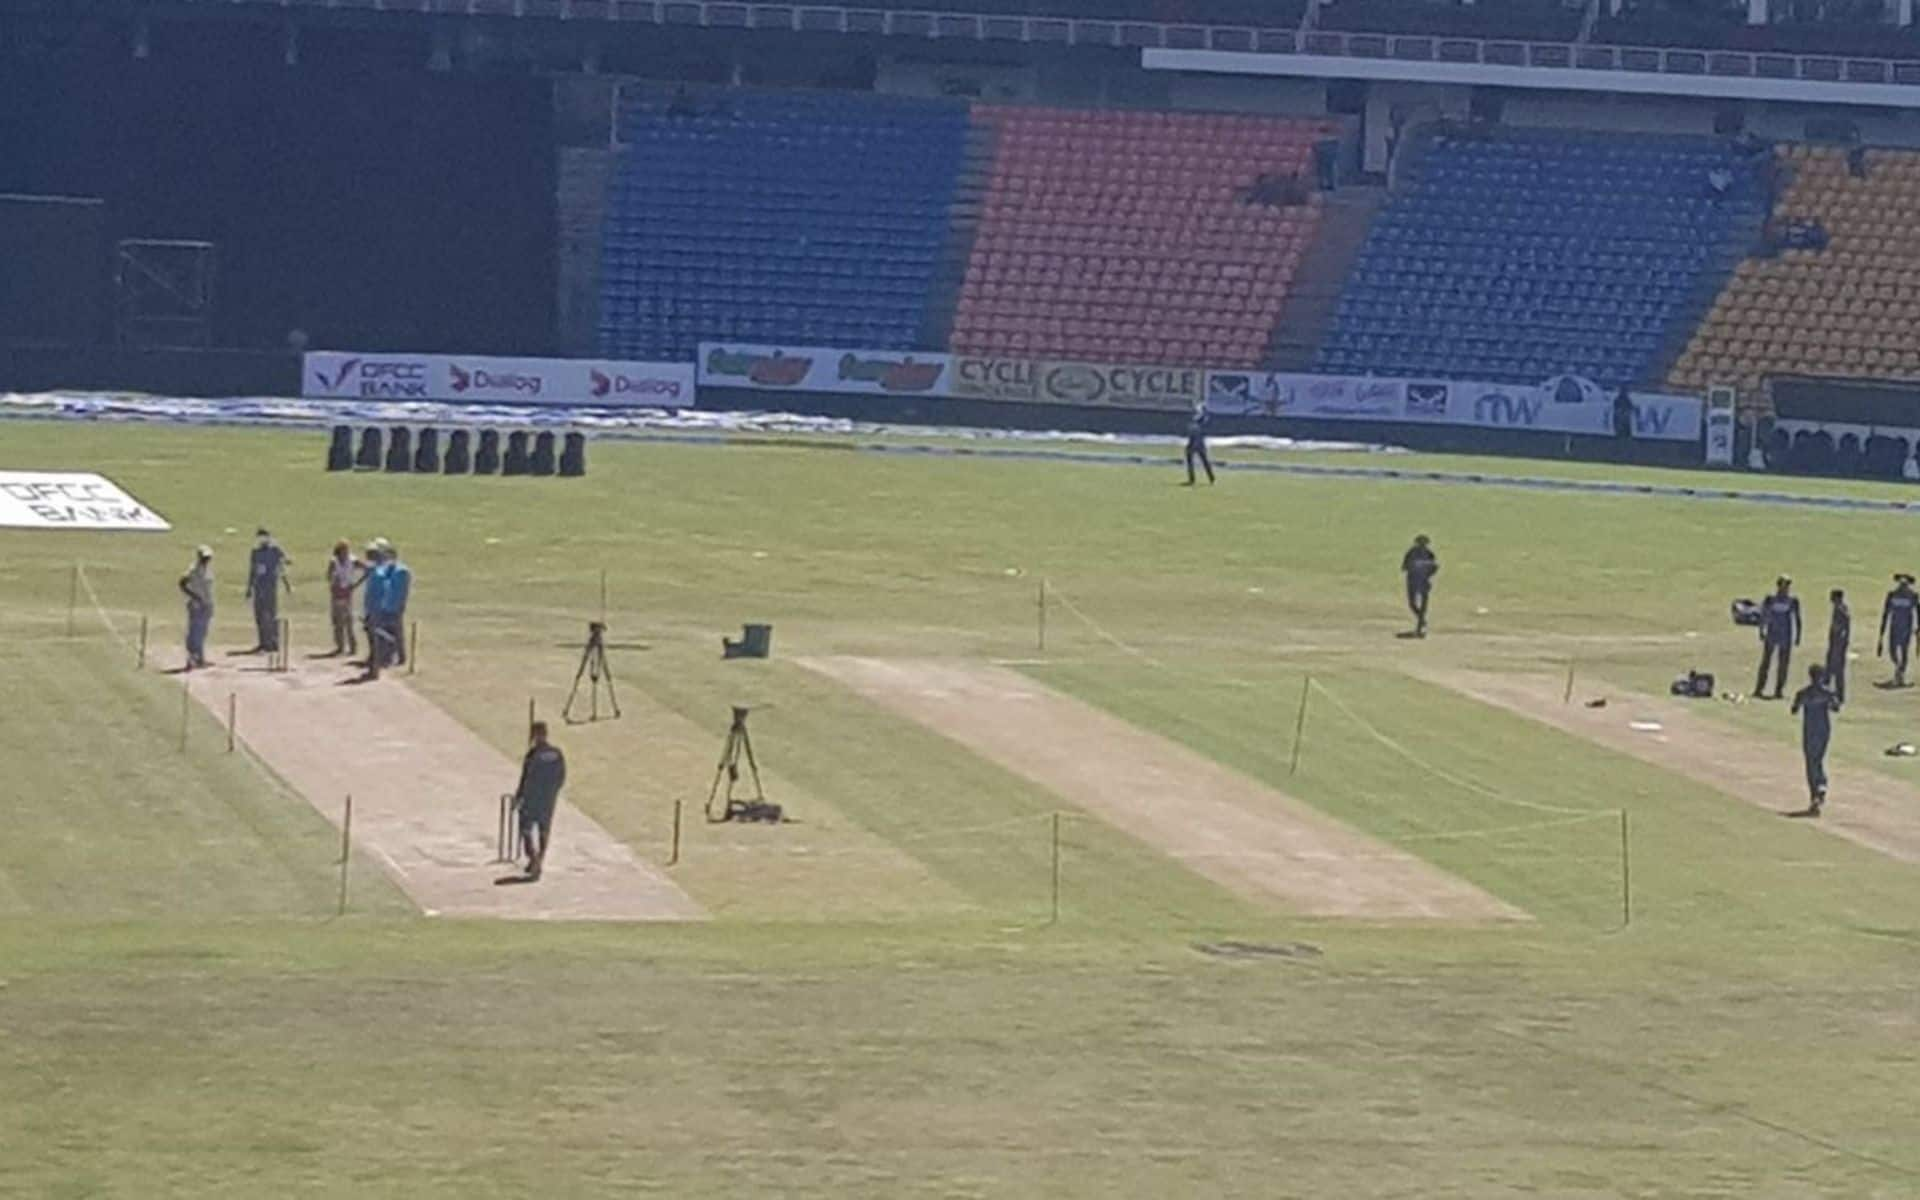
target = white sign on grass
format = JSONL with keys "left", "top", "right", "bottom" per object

{"left": 0, "top": 472, "right": 171, "bottom": 531}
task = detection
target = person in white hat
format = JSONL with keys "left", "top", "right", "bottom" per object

{"left": 177, "top": 545, "right": 215, "bottom": 670}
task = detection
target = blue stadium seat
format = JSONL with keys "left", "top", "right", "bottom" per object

{"left": 1313, "top": 128, "right": 1763, "bottom": 386}
{"left": 597, "top": 89, "right": 969, "bottom": 360}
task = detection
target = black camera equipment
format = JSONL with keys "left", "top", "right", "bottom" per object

{"left": 563, "top": 620, "right": 622, "bottom": 724}
{"left": 706, "top": 705, "right": 781, "bottom": 823}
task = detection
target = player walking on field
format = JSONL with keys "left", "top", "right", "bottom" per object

{"left": 1790, "top": 664, "right": 1840, "bottom": 816}
{"left": 512, "top": 722, "right": 567, "bottom": 882}
{"left": 1753, "top": 576, "right": 1800, "bottom": 700}
{"left": 1879, "top": 572, "right": 1917, "bottom": 687}
{"left": 1401, "top": 534, "right": 1438, "bottom": 637}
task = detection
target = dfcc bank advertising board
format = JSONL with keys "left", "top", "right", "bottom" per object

{"left": 304, "top": 352, "right": 693, "bottom": 407}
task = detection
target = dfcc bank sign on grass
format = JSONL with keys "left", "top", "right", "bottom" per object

{"left": 0, "top": 471, "right": 171, "bottom": 531}
{"left": 303, "top": 351, "right": 694, "bottom": 407}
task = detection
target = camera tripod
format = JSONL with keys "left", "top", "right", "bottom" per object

{"left": 706, "top": 705, "right": 780, "bottom": 823}
{"left": 563, "top": 621, "right": 621, "bottom": 725}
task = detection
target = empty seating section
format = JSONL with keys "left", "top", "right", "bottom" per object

{"left": 598, "top": 91, "right": 967, "bottom": 360}
{"left": 1671, "top": 146, "right": 1920, "bottom": 402}
{"left": 953, "top": 108, "right": 1331, "bottom": 367}
{"left": 1316, "top": 130, "right": 1761, "bottom": 384}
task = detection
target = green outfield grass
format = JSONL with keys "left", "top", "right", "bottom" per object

{"left": 2, "top": 419, "right": 1918, "bottom": 1197}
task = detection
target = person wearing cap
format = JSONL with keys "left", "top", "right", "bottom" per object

{"left": 1790, "top": 664, "right": 1840, "bottom": 816}
{"left": 1400, "top": 534, "right": 1439, "bottom": 638}
{"left": 245, "top": 528, "right": 293, "bottom": 656}
{"left": 177, "top": 546, "right": 215, "bottom": 670}
{"left": 1879, "top": 573, "right": 1918, "bottom": 687}
{"left": 1754, "top": 575, "right": 1801, "bottom": 700}
{"left": 1825, "top": 588, "right": 1851, "bottom": 705}
{"left": 325, "top": 540, "right": 366, "bottom": 657}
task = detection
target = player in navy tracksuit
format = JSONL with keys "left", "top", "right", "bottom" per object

{"left": 1401, "top": 535, "right": 1438, "bottom": 638}
{"left": 1825, "top": 588, "right": 1850, "bottom": 705}
{"left": 1879, "top": 573, "right": 1918, "bottom": 687}
{"left": 1183, "top": 404, "right": 1215, "bottom": 486}
{"left": 1790, "top": 665, "right": 1840, "bottom": 815}
{"left": 1753, "top": 576, "right": 1800, "bottom": 700}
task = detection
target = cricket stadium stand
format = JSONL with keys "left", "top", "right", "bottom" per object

{"left": 1313, "top": 128, "right": 1766, "bottom": 386}
{"left": 1670, "top": 145, "right": 1920, "bottom": 406}
{"left": 597, "top": 89, "right": 969, "bottom": 360}
{"left": 950, "top": 106, "right": 1336, "bottom": 368}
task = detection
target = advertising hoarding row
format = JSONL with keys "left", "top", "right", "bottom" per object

{"left": 1202, "top": 370, "right": 1703, "bottom": 442}
{"left": 303, "top": 351, "right": 693, "bottom": 407}
{"left": 697, "top": 343, "right": 1208, "bottom": 409}
{"left": 307, "top": 344, "right": 1703, "bottom": 445}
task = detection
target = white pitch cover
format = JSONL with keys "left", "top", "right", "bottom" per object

{"left": 0, "top": 471, "right": 172, "bottom": 531}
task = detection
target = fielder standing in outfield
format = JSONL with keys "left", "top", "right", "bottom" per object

{"left": 1825, "top": 588, "right": 1851, "bottom": 704}
{"left": 177, "top": 545, "right": 215, "bottom": 671}
{"left": 244, "top": 528, "right": 292, "bottom": 656}
{"left": 1753, "top": 576, "right": 1800, "bottom": 700}
{"left": 1182, "top": 401, "right": 1215, "bottom": 486}
{"left": 1879, "top": 572, "right": 1917, "bottom": 687}
{"left": 325, "top": 540, "right": 365, "bottom": 657}
{"left": 1790, "top": 664, "right": 1840, "bottom": 816}
{"left": 513, "top": 722, "right": 567, "bottom": 882}
{"left": 1400, "top": 534, "right": 1438, "bottom": 638}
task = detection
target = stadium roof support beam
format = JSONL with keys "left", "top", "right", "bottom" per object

{"left": 1143, "top": 47, "right": 1920, "bottom": 110}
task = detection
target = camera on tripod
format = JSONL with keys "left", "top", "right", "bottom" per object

{"left": 563, "top": 620, "right": 623, "bottom": 724}
{"left": 707, "top": 704, "right": 783, "bottom": 823}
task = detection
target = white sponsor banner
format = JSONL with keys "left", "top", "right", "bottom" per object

{"left": 1704, "top": 384, "right": 1737, "bottom": 466}
{"left": 0, "top": 471, "right": 170, "bottom": 531}
{"left": 1202, "top": 370, "right": 1702, "bottom": 442}
{"left": 697, "top": 343, "right": 952, "bottom": 396}
{"left": 303, "top": 352, "right": 693, "bottom": 407}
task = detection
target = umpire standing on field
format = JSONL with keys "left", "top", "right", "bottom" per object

{"left": 245, "top": 528, "right": 292, "bottom": 656}
{"left": 1825, "top": 588, "right": 1851, "bottom": 704}
{"left": 1753, "top": 575, "right": 1801, "bottom": 700}
{"left": 513, "top": 722, "right": 567, "bottom": 882}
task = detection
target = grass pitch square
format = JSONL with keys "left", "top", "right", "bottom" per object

{"left": 2, "top": 419, "right": 1919, "bottom": 1196}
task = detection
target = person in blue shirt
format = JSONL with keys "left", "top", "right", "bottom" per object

{"left": 382, "top": 545, "right": 412, "bottom": 670}
{"left": 357, "top": 540, "right": 393, "bottom": 680}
